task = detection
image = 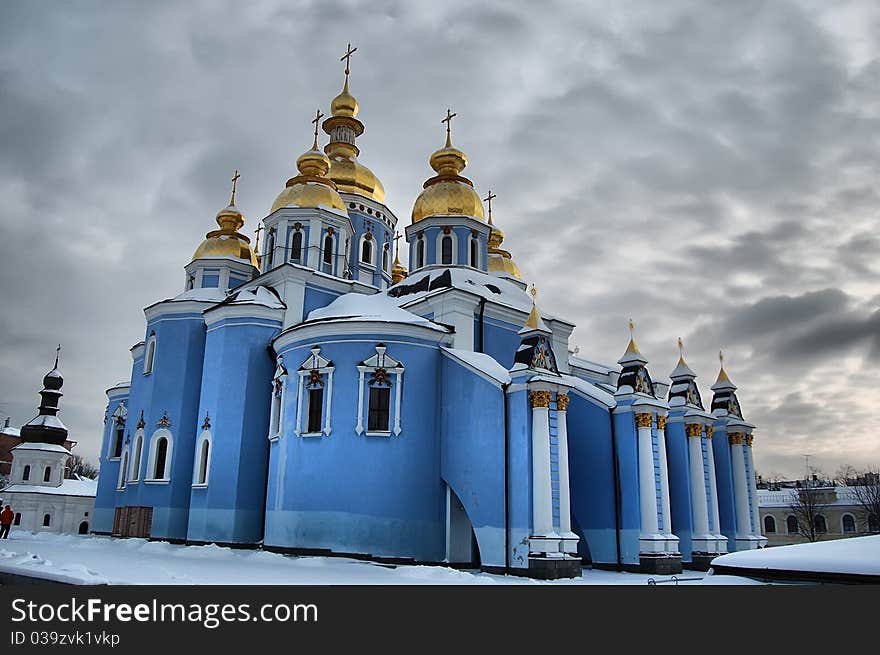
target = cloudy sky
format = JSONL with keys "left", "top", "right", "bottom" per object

{"left": 1, "top": 0, "right": 878, "bottom": 478}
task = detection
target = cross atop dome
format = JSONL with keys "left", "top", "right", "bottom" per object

{"left": 442, "top": 108, "right": 457, "bottom": 147}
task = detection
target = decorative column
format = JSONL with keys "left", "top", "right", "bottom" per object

{"left": 729, "top": 432, "right": 752, "bottom": 546}
{"left": 555, "top": 394, "right": 578, "bottom": 553}
{"left": 705, "top": 426, "right": 725, "bottom": 552}
{"left": 529, "top": 390, "right": 558, "bottom": 552}
{"left": 686, "top": 423, "right": 711, "bottom": 545}
{"left": 636, "top": 412, "right": 660, "bottom": 542}
{"left": 745, "top": 432, "right": 766, "bottom": 546}
{"left": 655, "top": 415, "right": 675, "bottom": 547}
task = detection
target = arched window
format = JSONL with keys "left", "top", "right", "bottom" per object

{"left": 153, "top": 437, "right": 168, "bottom": 479}
{"left": 112, "top": 425, "right": 124, "bottom": 459}
{"left": 290, "top": 230, "right": 303, "bottom": 263}
{"left": 13, "top": 513, "right": 21, "bottom": 526}
{"left": 22, "top": 465, "right": 30, "bottom": 482}
{"left": 266, "top": 228, "right": 276, "bottom": 267}
{"left": 144, "top": 332, "right": 156, "bottom": 375}
{"left": 469, "top": 236, "right": 479, "bottom": 268}
{"left": 416, "top": 238, "right": 425, "bottom": 269}
{"left": 361, "top": 238, "right": 373, "bottom": 265}
{"left": 763, "top": 515, "right": 776, "bottom": 534}
{"left": 78, "top": 521, "right": 89, "bottom": 535}
{"left": 43, "top": 466, "right": 52, "bottom": 483}
{"left": 42, "top": 514, "right": 51, "bottom": 527}
{"left": 193, "top": 433, "right": 211, "bottom": 486}
{"left": 382, "top": 246, "right": 389, "bottom": 272}
{"left": 441, "top": 235, "right": 453, "bottom": 265}
{"left": 814, "top": 514, "right": 827, "bottom": 533}
{"left": 786, "top": 515, "right": 798, "bottom": 534}
{"left": 842, "top": 514, "right": 856, "bottom": 534}
{"left": 130, "top": 431, "right": 144, "bottom": 482}
{"left": 322, "top": 234, "right": 334, "bottom": 273}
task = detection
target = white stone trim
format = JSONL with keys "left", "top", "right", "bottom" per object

{"left": 143, "top": 333, "right": 157, "bottom": 375}
{"left": 295, "top": 347, "right": 335, "bottom": 438}
{"left": 359, "top": 233, "right": 377, "bottom": 267}
{"left": 145, "top": 428, "right": 173, "bottom": 482}
{"left": 436, "top": 230, "right": 458, "bottom": 266}
{"left": 117, "top": 448, "right": 129, "bottom": 490}
{"left": 268, "top": 356, "right": 287, "bottom": 441}
{"left": 129, "top": 429, "right": 145, "bottom": 483}
{"left": 273, "top": 321, "right": 451, "bottom": 352}
{"left": 356, "top": 345, "right": 404, "bottom": 437}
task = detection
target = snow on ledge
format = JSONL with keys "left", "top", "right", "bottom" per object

{"left": 441, "top": 348, "right": 511, "bottom": 386}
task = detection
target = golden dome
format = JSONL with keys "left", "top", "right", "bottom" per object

{"left": 330, "top": 79, "right": 359, "bottom": 118}
{"left": 487, "top": 250, "right": 521, "bottom": 279}
{"left": 412, "top": 124, "right": 485, "bottom": 223}
{"left": 391, "top": 249, "right": 407, "bottom": 285}
{"left": 326, "top": 156, "right": 386, "bottom": 202}
{"left": 192, "top": 204, "right": 258, "bottom": 267}
{"left": 271, "top": 139, "right": 347, "bottom": 213}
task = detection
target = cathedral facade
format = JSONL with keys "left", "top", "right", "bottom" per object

{"left": 93, "top": 55, "right": 766, "bottom": 578}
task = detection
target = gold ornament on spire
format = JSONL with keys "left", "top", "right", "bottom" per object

{"left": 412, "top": 109, "right": 485, "bottom": 223}
{"left": 271, "top": 113, "right": 345, "bottom": 213}
{"left": 677, "top": 336, "right": 687, "bottom": 366}
{"left": 716, "top": 349, "right": 731, "bottom": 383}
{"left": 321, "top": 44, "right": 385, "bottom": 202}
{"left": 625, "top": 318, "right": 641, "bottom": 355}
{"left": 523, "top": 283, "right": 543, "bottom": 331}
{"left": 391, "top": 231, "right": 407, "bottom": 285}
{"left": 482, "top": 189, "right": 521, "bottom": 279}
{"left": 192, "top": 172, "right": 258, "bottom": 266}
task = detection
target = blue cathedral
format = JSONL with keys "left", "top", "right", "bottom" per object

{"left": 93, "top": 52, "right": 767, "bottom": 578}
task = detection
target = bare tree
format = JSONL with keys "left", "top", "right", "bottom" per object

{"left": 834, "top": 464, "right": 859, "bottom": 487}
{"left": 787, "top": 480, "right": 829, "bottom": 543}
{"left": 849, "top": 468, "right": 880, "bottom": 533}
{"left": 66, "top": 454, "right": 99, "bottom": 480}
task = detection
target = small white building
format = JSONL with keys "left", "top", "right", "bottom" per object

{"left": 0, "top": 351, "right": 96, "bottom": 535}
{"left": 1, "top": 442, "right": 96, "bottom": 534}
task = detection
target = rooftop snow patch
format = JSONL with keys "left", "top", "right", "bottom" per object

{"left": 441, "top": 348, "right": 511, "bottom": 385}
{"left": 2, "top": 476, "right": 97, "bottom": 498}
{"left": 12, "top": 442, "right": 70, "bottom": 454}
{"left": 306, "top": 292, "right": 448, "bottom": 331}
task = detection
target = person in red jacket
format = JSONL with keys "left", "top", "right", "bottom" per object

{"left": 0, "top": 504, "right": 14, "bottom": 538}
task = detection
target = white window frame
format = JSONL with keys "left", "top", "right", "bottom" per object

{"left": 415, "top": 237, "right": 425, "bottom": 269}
{"left": 145, "top": 428, "right": 173, "bottom": 483}
{"left": 785, "top": 514, "right": 798, "bottom": 534}
{"left": 289, "top": 228, "right": 304, "bottom": 263}
{"left": 129, "top": 429, "right": 145, "bottom": 483}
{"left": 841, "top": 512, "right": 857, "bottom": 534}
{"left": 359, "top": 233, "right": 376, "bottom": 268}
{"left": 295, "top": 346, "right": 335, "bottom": 437}
{"left": 356, "top": 344, "right": 404, "bottom": 437}
{"left": 268, "top": 355, "right": 287, "bottom": 441}
{"left": 321, "top": 232, "right": 337, "bottom": 275}
{"left": 108, "top": 402, "right": 127, "bottom": 461}
{"left": 762, "top": 514, "right": 776, "bottom": 534}
{"left": 117, "top": 448, "right": 129, "bottom": 490}
{"left": 382, "top": 244, "right": 390, "bottom": 272}
{"left": 468, "top": 234, "right": 480, "bottom": 268}
{"left": 143, "top": 333, "right": 157, "bottom": 375}
{"left": 436, "top": 231, "right": 457, "bottom": 266}
{"left": 192, "top": 429, "right": 212, "bottom": 487}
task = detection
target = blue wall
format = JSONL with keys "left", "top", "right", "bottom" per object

{"left": 712, "top": 423, "right": 737, "bottom": 551}
{"left": 665, "top": 416, "right": 693, "bottom": 562}
{"left": 265, "top": 332, "right": 446, "bottom": 561}
{"left": 93, "top": 389, "right": 130, "bottom": 533}
{"left": 187, "top": 315, "right": 281, "bottom": 544}
{"left": 439, "top": 356, "right": 506, "bottom": 567}
{"left": 611, "top": 408, "right": 641, "bottom": 565}
{"left": 567, "top": 394, "right": 618, "bottom": 565}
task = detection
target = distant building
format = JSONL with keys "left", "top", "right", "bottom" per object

{"left": 0, "top": 353, "right": 96, "bottom": 535}
{"left": 758, "top": 486, "right": 879, "bottom": 546}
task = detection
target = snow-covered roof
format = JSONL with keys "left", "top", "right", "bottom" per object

{"left": 305, "top": 292, "right": 448, "bottom": 332}
{"left": 12, "top": 442, "right": 70, "bottom": 454}
{"left": 710, "top": 535, "right": 880, "bottom": 578}
{"left": 391, "top": 267, "right": 566, "bottom": 322}
{"left": 2, "top": 476, "right": 96, "bottom": 498}
{"left": 527, "top": 373, "right": 617, "bottom": 408}
{"left": 168, "top": 287, "right": 229, "bottom": 304}
{"left": 569, "top": 355, "right": 616, "bottom": 376}
{"left": 441, "top": 348, "right": 511, "bottom": 385}
{"left": 0, "top": 426, "right": 21, "bottom": 438}
{"left": 21, "top": 415, "right": 67, "bottom": 431}
{"left": 759, "top": 486, "right": 867, "bottom": 508}
{"left": 211, "top": 285, "right": 285, "bottom": 310}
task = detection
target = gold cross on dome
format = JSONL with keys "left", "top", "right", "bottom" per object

{"left": 341, "top": 43, "right": 358, "bottom": 77}
{"left": 254, "top": 223, "right": 264, "bottom": 250}
{"left": 530, "top": 284, "right": 538, "bottom": 300}
{"left": 230, "top": 169, "right": 241, "bottom": 206}
{"left": 311, "top": 109, "right": 324, "bottom": 149}
{"left": 393, "top": 231, "right": 402, "bottom": 248}
{"left": 484, "top": 189, "right": 496, "bottom": 224}
{"left": 678, "top": 337, "right": 684, "bottom": 357}
{"left": 442, "top": 108, "right": 457, "bottom": 146}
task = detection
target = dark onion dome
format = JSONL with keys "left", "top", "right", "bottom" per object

{"left": 20, "top": 349, "right": 69, "bottom": 445}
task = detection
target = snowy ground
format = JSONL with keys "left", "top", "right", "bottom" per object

{"left": 0, "top": 532, "right": 706, "bottom": 585}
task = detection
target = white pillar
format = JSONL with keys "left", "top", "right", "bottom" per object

{"left": 730, "top": 432, "right": 752, "bottom": 543}
{"left": 705, "top": 426, "right": 726, "bottom": 552}
{"left": 636, "top": 412, "right": 660, "bottom": 541}
{"left": 655, "top": 416, "right": 675, "bottom": 546}
{"left": 556, "top": 394, "right": 578, "bottom": 554}
{"left": 745, "top": 434, "right": 766, "bottom": 545}
{"left": 529, "top": 390, "right": 557, "bottom": 552}
{"left": 686, "top": 423, "right": 711, "bottom": 543}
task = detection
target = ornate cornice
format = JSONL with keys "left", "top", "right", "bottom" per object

{"left": 529, "top": 390, "right": 552, "bottom": 409}
{"left": 556, "top": 393, "right": 570, "bottom": 412}
{"left": 634, "top": 412, "right": 654, "bottom": 428}
{"left": 656, "top": 415, "right": 668, "bottom": 430}
{"left": 728, "top": 432, "right": 744, "bottom": 446}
